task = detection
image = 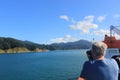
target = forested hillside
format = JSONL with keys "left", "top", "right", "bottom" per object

{"left": 0, "top": 37, "right": 91, "bottom": 53}
{"left": 0, "top": 37, "right": 55, "bottom": 53}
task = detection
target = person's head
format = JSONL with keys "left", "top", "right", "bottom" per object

{"left": 92, "top": 41, "right": 107, "bottom": 59}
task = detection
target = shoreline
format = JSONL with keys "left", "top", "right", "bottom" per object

{"left": 0, "top": 47, "right": 49, "bottom": 54}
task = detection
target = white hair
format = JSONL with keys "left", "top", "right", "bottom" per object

{"left": 92, "top": 41, "right": 107, "bottom": 59}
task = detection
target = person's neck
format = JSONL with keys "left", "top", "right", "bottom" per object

{"left": 96, "top": 56, "right": 104, "bottom": 60}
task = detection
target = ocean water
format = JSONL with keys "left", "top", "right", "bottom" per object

{"left": 0, "top": 49, "right": 88, "bottom": 80}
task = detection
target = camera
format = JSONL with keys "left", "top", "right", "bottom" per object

{"left": 86, "top": 50, "right": 94, "bottom": 60}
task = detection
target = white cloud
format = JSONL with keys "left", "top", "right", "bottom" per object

{"left": 93, "top": 29, "right": 110, "bottom": 36}
{"left": 60, "top": 15, "right": 69, "bottom": 21}
{"left": 113, "top": 14, "right": 120, "bottom": 18}
{"left": 84, "top": 16, "right": 94, "bottom": 22}
{"left": 70, "top": 15, "right": 98, "bottom": 34}
{"left": 97, "top": 16, "right": 105, "bottom": 22}
{"left": 93, "top": 28, "right": 120, "bottom": 40}
{"left": 50, "top": 35, "right": 78, "bottom": 43}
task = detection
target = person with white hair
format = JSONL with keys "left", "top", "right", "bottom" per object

{"left": 78, "top": 41, "right": 119, "bottom": 80}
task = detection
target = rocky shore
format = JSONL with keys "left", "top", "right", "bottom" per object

{"left": 0, "top": 47, "right": 49, "bottom": 54}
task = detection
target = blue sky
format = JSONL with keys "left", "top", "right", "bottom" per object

{"left": 0, "top": 0, "right": 120, "bottom": 44}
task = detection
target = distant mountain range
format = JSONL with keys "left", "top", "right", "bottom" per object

{"left": 51, "top": 40, "right": 92, "bottom": 50}
{"left": 0, "top": 37, "right": 92, "bottom": 53}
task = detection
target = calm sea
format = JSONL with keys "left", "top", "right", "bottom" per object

{"left": 0, "top": 49, "right": 88, "bottom": 80}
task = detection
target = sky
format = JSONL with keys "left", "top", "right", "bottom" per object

{"left": 0, "top": 0, "right": 120, "bottom": 44}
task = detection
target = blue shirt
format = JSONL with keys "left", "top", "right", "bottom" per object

{"left": 80, "top": 58, "right": 119, "bottom": 80}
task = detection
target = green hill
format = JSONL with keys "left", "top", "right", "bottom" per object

{"left": 0, "top": 37, "right": 54, "bottom": 53}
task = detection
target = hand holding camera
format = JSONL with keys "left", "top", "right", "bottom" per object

{"left": 86, "top": 50, "right": 94, "bottom": 60}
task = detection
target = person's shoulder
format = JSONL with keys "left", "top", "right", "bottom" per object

{"left": 105, "top": 58, "right": 119, "bottom": 70}
{"left": 82, "top": 61, "right": 91, "bottom": 68}
{"left": 104, "top": 58, "right": 118, "bottom": 64}
{"left": 84, "top": 60, "right": 93, "bottom": 65}
{"left": 84, "top": 60, "right": 90, "bottom": 63}
{"left": 105, "top": 58, "right": 115, "bottom": 61}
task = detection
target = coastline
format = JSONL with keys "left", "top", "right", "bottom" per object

{"left": 0, "top": 47, "right": 49, "bottom": 54}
